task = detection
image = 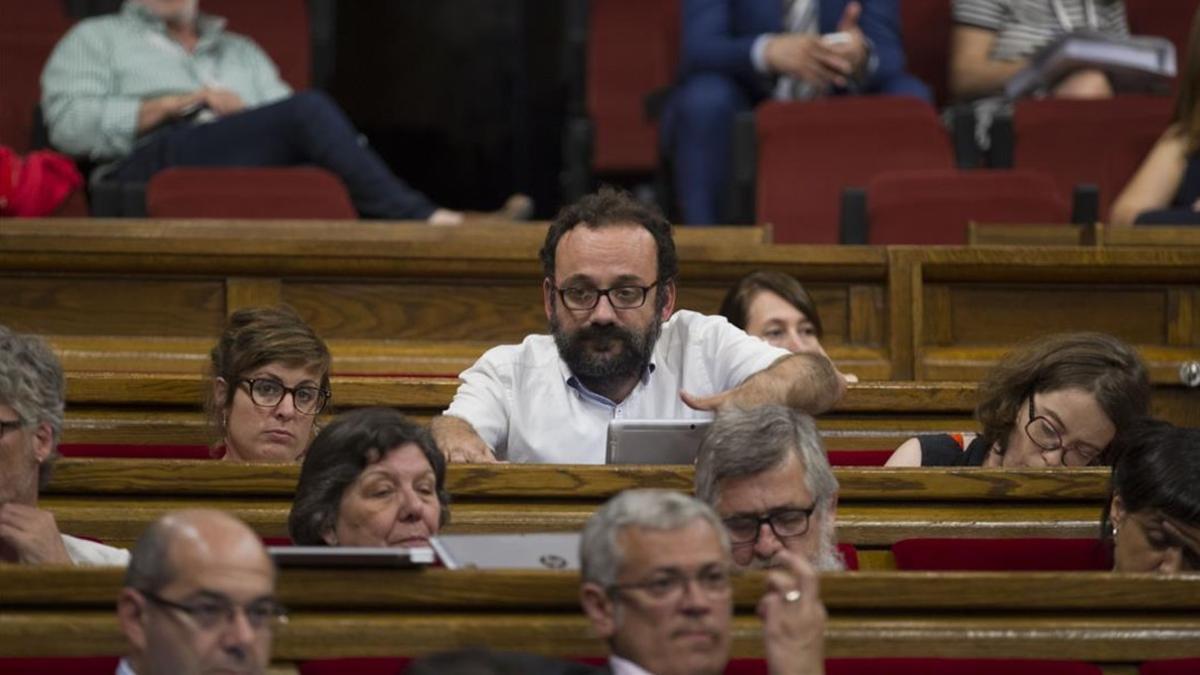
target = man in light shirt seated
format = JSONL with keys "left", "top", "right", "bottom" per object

{"left": 695, "top": 406, "right": 844, "bottom": 571}
{"left": 431, "top": 188, "right": 845, "bottom": 464}
{"left": 115, "top": 509, "right": 283, "bottom": 675}
{"left": 0, "top": 325, "right": 129, "bottom": 566}
{"left": 578, "top": 490, "right": 827, "bottom": 675}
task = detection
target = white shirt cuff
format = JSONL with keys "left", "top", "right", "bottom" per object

{"left": 752, "top": 33, "right": 773, "bottom": 74}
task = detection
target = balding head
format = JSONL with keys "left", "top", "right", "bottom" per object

{"left": 119, "top": 510, "right": 278, "bottom": 675}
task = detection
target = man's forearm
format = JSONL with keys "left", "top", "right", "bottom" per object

{"left": 740, "top": 353, "right": 843, "bottom": 414}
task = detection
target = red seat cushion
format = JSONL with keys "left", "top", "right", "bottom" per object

{"left": 827, "top": 659, "right": 1103, "bottom": 675}
{"left": 828, "top": 450, "right": 891, "bottom": 467}
{"left": 588, "top": 0, "right": 679, "bottom": 172}
{"left": 837, "top": 543, "right": 860, "bottom": 570}
{"left": 1141, "top": 658, "right": 1200, "bottom": 675}
{"left": 0, "top": 657, "right": 121, "bottom": 674}
{"left": 892, "top": 538, "right": 1113, "bottom": 571}
{"left": 1012, "top": 97, "right": 1173, "bottom": 216}
{"left": 755, "top": 98, "right": 953, "bottom": 243}
{"left": 866, "top": 169, "right": 1070, "bottom": 245}
{"left": 300, "top": 658, "right": 412, "bottom": 675}
{"left": 898, "top": 0, "right": 952, "bottom": 107}
{"left": 146, "top": 167, "right": 357, "bottom": 219}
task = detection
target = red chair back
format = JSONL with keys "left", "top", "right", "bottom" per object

{"left": 827, "top": 659, "right": 1103, "bottom": 675}
{"left": 755, "top": 98, "right": 953, "bottom": 243}
{"left": 146, "top": 167, "right": 357, "bottom": 219}
{"left": 59, "top": 443, "right": 214, "bottom": 459}
{"left": 898, "top": 0, "right": 953, "bottom": 107}
{"left": 0, "top": 0, "right": 73, "bottom": 152}
{"left": 892, "top": 538, "right": 1113, "bottom": 571}
{"left": 587, "top": 0, "right": 680, "bottom": 172}
{"left": 866, "top": 169, "right": 1070, "bottom": 245}
{"left": 0, "top": 657, "right": 121, "bottom": 675}
{"left": 203, "top": 0, "right": 312, "bottom": 90}
{"left": 1141, "top": 658, "right": 1200, "bottom": 675}
{"left": 1012, "top": 97, "right": 1174, "bottom": 216}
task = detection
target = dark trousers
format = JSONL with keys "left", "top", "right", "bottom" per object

{"left": 111, "top": 91, "right": 438, "bottom": 219}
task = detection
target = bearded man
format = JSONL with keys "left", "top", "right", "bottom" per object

{"left": 431, "top": 187, "right": 845, "bottom": 464}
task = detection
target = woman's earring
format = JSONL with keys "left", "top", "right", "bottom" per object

{"left": 1112, "top": 523, "right": 1120, "bottom": 538}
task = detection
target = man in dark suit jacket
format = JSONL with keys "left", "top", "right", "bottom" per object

{"left": 664, "top": 0, "right": 931, "bottom": 225}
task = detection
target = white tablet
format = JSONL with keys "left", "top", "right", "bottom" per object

{"left": 268, "top": 545, "right": 436, "bottom": 568}
{"left": 605, "top": 418, "right": 711, "bottom": 465}
{"left": 430, "top": 533, "right": 580, "bottom": 570}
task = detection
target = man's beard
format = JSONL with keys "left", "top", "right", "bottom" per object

{"left": 746, "top": 518, "right": 845, "bottom": 572}
{"left": 551, "top": 312, "right": 661, "bottom": 400}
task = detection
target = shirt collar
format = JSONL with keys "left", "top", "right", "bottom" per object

{"left": 561, "top": 357, "right": 656, "bottom": 405}
{"left": 609, "top": 655, "right": 657, "bottom": 675}
{"left": 115, "top": 658, "right": 139, "bottom": 675}
{"left": 123, "top": 1, "right": 227, "bottom": 44}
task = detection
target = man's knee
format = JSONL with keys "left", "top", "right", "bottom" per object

{"left": 673, "top": 74, "right": 746, "bottom": 129}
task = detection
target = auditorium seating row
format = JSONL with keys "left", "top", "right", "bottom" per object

{"left": 3, "top": 566, "right": 1199, "bottom": 670}
{"left": 4, "top": 219, "right": 1198, "bottom": 390}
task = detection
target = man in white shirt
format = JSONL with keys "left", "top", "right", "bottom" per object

{"left": 578, "top": 490, "right": 826, "bottom": 675}
{"left": 0, "top": 325, "right": 130, "bottom": 566}
{"left": 696, "top": 406, "right": 844, "bottom": 571}
{"left": 432, "top": 187, "right": 845, "bottom": 463}
{"left": 115, "top": 509, "right": 282, "bottom": 675}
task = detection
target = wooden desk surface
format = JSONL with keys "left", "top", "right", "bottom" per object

{"left": 2, "top": 568, "right": 1197, "bottom": 661}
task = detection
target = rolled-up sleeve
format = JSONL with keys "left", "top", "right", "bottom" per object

{"left": 444, "top": 348, "right": 512, "bottom": 451}
{"left": 41, "top": 25, "right": 140, "bottom": 160}
{"left": 704, "top": 315, "right": 792, "bottom": 389}
{"left": 239, "top": 38, "right": 292, "bottom": 106}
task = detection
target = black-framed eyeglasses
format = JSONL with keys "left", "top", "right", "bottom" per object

{"left": 141, "top": 590, "right": 288, "bottom": 631}
{"left": 607, "top": 564, "right": 733, "bottom": 602}
{"left": 723, "top": 505, "right": 817, "bottom": 546}
{"left": 1025, "top": 395, "right": 1102, "bottom": 467}
{"left": 0, "top": 417, "right": 26, "bottom": 439}
{"left": 555, "top": 281, "right": 660, "bottom": 311}
{"left": 240, "top": 378, "right": 329, "bottom": 415}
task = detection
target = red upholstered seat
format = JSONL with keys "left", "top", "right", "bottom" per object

{"left": 1141, "top": 658, "right": 1200, "bottom": 675}
{"left": 587, "top": 0, "right": 679, "bottom": 172}
{"left": 754, "top": 98, "right": 954, "bottom": 243}
{"left": 892, "top": 538, "right": 1113, "bottom": 571}
{"left": 145, "top": 167, "right": 357, "bottom": 219}
{"left": 898, "top": 0, "right": 952, "bottom": 107}
{"left": 865, "top": 169, "right": 1070, "bottom": 244}
{"left": 59, "top": 443, "right": 213, "bottom": 460}
{"left": 300, "top": 658, "right": 412, "bottom": 675}
{"left": 836, "top": 543, "right": 860, "bottom": 570}
{"left": 202, "top": 0, "right": 312, "bottom": 90}
{"left": 828, "top": 450, "right": 891, "bottom": 467}
{"left": 1012, "top": 97, "right": 1173, "bottom": 216}
{"left": 0, "top": 0, "right": 73, "bottom": 152}
{"left": 826, "top": 659, "right": 1103, "bottom": 675}
{"left": 0, "top": 657, "right": 120, "bottom": 674}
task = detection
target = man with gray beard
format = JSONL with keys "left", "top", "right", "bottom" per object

{"left": 433, "top": 187, "right": 846, "bottom": 464}
{"left": 695, "top": 406, "right": 844, "bottom": 571}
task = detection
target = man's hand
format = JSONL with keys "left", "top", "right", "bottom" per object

{"left": 825, "top": 2, "right": 869, "bottom": 79}
{"left": 0, "top": 503, "right": 72, "bottom": 565}
{"left": 764, "top": 34, "right": 847, "bottom": 89}
{"left": 201, "top": 87, "right": 246, "bottom": 116}
{"left": 136, "top": 91, "right": 206, "bottom": 133}
{"left": 681, "top": 353, "right": 847, "bottom": 415}
{"left": 758, "top": 549, "right": 826, "bottom": 675}
{"left": 429, "top": 415, "right": 500, "bottom": 464}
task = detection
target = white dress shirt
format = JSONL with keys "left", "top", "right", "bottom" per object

{"left": 63, "top": 534, "right": 131, "bottom": 567}
{"left": 115, "top": 658, "right": 138, "bottom": 675}
{"left": 610, "top": 655, "right": 656, "bottom": 675}
{"left": 444, "top": 310, "right": 790, "bottom": 463}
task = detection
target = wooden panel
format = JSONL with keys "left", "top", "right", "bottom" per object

{"left": 968, "top": 223, "right": 1087, "bottom": 247}
{"left": 1100, "top": 224, "right": 1200, "bottom": 247}
{"left": 286, "top": 281, "right": 546, "bottom": 342}
{"left": 1167, "top": 288, "right": 1195, "bottom": 346}
{"left": 932, "top": 284, "right": 1167, "bottom": 345}
{"left": 2, "top": 569, "right": 1198, "bottom": 661}
{"left": 226, "top": 277, "right": 283, "bottom": 313}
{"left": 0, "top": 277, "right": 224, "bottom": 336}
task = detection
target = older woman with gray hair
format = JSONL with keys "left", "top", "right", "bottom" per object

{"left": 0, "top": 325, "right": 129, "bottom": 565}
{"left": 695, "top": 405, "right": 842, "bottom": 571}
{"left": 289, "top": 407, "right": 449, "bottom": 548}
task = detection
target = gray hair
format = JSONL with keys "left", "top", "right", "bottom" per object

{"left": 0, "top": 325, "right": 66, "bottom": 489}
{"left": 580, "top": 489, "right": 731, "bottom": 589}
{"left": 694, "top": 406, "right": 838, "bottom": 510}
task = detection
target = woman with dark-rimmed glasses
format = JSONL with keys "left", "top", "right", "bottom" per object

{"left": 206, "top": 306, "right": 332, "bottom": 462}
{"left": 886, "top": 332, "right": 1150, "bottom": 467}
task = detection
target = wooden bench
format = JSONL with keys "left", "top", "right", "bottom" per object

{"left": 55, "top": 374, "right": 1198, "bottom": 449}
{"left": 40, "top": 460, "right": 1112, "bottom": 568}
{"left": 970, "top": 222, "right": 1200, "bottom": 248}
{"left": 2, "top": 567, "right": 1197, "bottom": 664}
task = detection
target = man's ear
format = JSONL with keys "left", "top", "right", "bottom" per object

{"left": 579, "top": 582, "right": 617, "bottom": 640}
{"left": 543, "top": 277, "right": 556, "bottom": 322}
{"left": 659, "top": 279, "right": 677, "bottom": 321}
{"left": 117, "top": 588, "right": 151, "bottom": 653}
{"left": 31, "top": 422, "right": 54, "bottom": 464}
